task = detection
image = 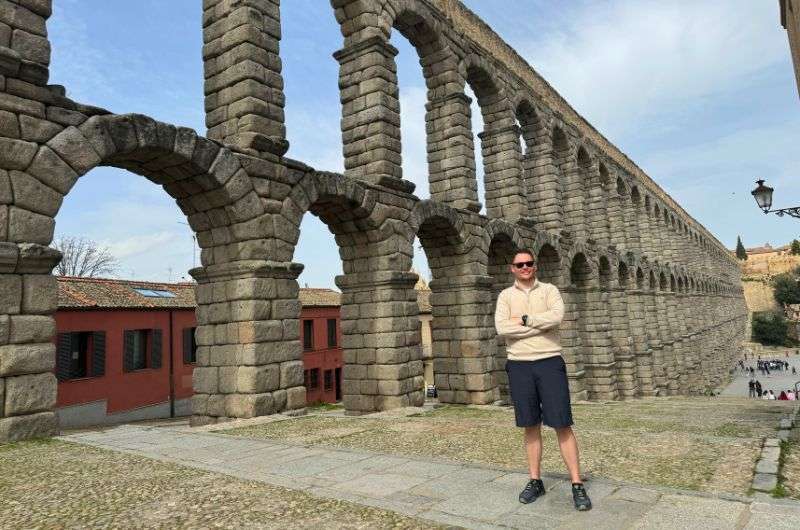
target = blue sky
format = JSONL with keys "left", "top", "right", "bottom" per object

{"left": 48, "top": 0, "right": 800, "bottom": 287}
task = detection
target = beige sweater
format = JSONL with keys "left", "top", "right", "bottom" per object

{"left": 494, "top": 279, "right": 564, "bottom": 361}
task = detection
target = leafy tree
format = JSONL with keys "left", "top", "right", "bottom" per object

{"left": 773, "top": 272, "right": 800, "bottom": 306}
{"left": 751, "top": 311, "right": 790, "bottom": 346}
{"left": 735, "top": 236, "right": 747, "bottom": 260}
{"left": 52, "top": 236, "right": 118, "bottom": 278}
{"left": 791, "top": 239, "right": 800, "bottom": 255}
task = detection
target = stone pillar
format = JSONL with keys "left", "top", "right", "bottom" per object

{"left": 0, "top": 242, "right": 60, "bottom": 442}
{"left": 0, "top": 0, "right": 51, "bottom": 86}
{"left": 336, "top": 271, "right": 425, "bottom": 413}
{"left": 190, "top": 260, "right": 307, "bottom": 426}
{"left": 334, "top": 36, "right": 413, "bottom": 193}
{"left": 586, "top": 164, "right": 610, "bottom": 247}
{"left": 429, "top": 275, "right": 499, "bottom": 405}
{"left": 580, "top": 284, "right": 618, "bottom": 400}
{"left": 562, "top": 156, "right": 586, "bottom": 239}
{"left": 644, "top": 282, "right": 667, "bottom": 394}
{"left": 202, "top": 0, "right": 288, "bottom": 156}
{"left": 679, "top": 288, "right": 701, "bottom": 394}
{"left": 656, "top": 287, "right": 678, "bottom": 395}
{"left": 628, "top": 281, "right": 656, "bottom": 396}
{"left": 528, "top": 137, "right": 563, "bottom": 232}
{"left": 608, "top": 279, "right": 636, "bottom": 398}
{"left": 477, "top": 125, "right": 526, "bottom": 221}
{"left": 426, "top": 92, "right": 481, "bottom": 212}
{"left": 664, "top": 288, "right": 687, "bottom": 394}
{"left": 625, "top": 200, "right": 642, "bottom": 254}
{"left": 607, "top": 188, "right": 626, "bottom": 250}
{"left": 560, "top": 285, "right": 588, "bottom": 401}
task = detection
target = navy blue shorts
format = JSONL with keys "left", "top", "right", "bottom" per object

{"left": 506, "top": 356, "right": 574, "bottom": 428}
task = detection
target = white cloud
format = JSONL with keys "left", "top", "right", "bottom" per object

{"left": 105, "top": 232, "right": 176, "bottom": 259}
{"left": 517, "top": 0, "right": 787, "bottom": 140}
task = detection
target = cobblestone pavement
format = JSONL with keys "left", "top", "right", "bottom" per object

{"left": 0, "top": 437, "right": 439, "bottom": 529}
{"left": 225, "top": 397, "right": 793, "bottom": 495}
{"left": 58, "top": 423, "right": 800, "bottom": 530}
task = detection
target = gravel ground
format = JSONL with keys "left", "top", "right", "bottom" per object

{"left": 225, "top": 396, "right": 793, "bottom": 496}
{"left": 0, "top": 439, "right": 442, "bottom": 529}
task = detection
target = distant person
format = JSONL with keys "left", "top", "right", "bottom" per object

{"left": 788, "top": 390, "right": 797, "bottom": 401}
{"left": 768, "top": 390, "right": 777, "bottom": 400}
{"left": 748, "top": 379, "right": 756, "bottom": 398}
{"left": 755, "top": 380, "right": 763, "bottom": 397}
{"left": 779, "top": 390, "right": 788, "bottom": 400}
{"left": 495, "top": 249, "right": 591, "bottom": 511}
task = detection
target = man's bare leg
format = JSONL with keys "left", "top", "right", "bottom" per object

{"left": 524, "top": 424, "right": 542, "bottom": 479}
{"left": 554, "top": 426, "right": 582, "bottom": 483}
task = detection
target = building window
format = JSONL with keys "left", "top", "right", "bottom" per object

{"left": 303, "top": 320, "right": 314, "bottom": 351}
{"left": 183, "top": 327, "right": 197, "bottom": 364}
{"left": 327, "top": 319, "right": 337, "bottom": 347}
{"left": 123, "top": 329, "right": 163, "bottom": 372}
{"left": 324, "top": 369, "right": 333, "bottom": 391}
{"left": 56, "top": 331, "right": 106, "bottom": 381}
{"left": 305, "top": 368, "right": 320, "bottom": 389}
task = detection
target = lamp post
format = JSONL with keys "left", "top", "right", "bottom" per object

{"left": 751, "top": 179, "right": 800, "bottom": 219}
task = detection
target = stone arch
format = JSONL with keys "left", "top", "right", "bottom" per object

{"left": 568, "top": 251, "right": 592, "bottom": 285}
{"left": 460, "top": 53, "right": 525, "bottom": 220}
{"left": 535, "top": 242, "right": 561, "bottom": 286}
{"left": 283, "top": 170, "right": 424, "bottom": 415}
{"left": 599, "top": 254, "right": 612, "bottom": 290}
{"left": 20, "top": 114, "right": 264, "bottom": 256}
{"left": 484, "top": 219, "right": 523, "bottom": 290}
{"left": 410, "top": 200, "right": 473, "bottom": 280}
{"left": 567, "top": 144, "right": 591, "bottom": 239}
{"left": 9, "top": 113, "right": 273, "bottom": 430}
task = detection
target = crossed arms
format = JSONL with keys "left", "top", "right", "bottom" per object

{"left": 494, "top": 286, "right": 565, "bottom": 339}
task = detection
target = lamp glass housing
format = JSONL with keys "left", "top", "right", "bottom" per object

{"left": 751, "top": 179, "right": 774, "bottom": 212}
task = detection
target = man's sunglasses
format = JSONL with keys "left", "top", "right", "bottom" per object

{"left": 512, "top": 261, "right": 535, "bottom": 269}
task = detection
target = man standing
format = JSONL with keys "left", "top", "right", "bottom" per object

{"left": 495, "top": 249, "right": 591, "bottom": 511}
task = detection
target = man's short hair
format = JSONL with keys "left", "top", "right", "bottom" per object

{"left": 512, "top": 248, "right": 536, "bottom": 262}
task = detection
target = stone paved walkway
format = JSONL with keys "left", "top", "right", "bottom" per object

{"left": 60, "top": 424, "right": 800, "bottom": 529}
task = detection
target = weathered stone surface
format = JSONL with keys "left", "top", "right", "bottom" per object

{"left": 9, "top": 170, "right": 62, "bottom": 216}
{"left": 0, "top": 137, "right": 36, "bottom": 169}
{"left": 4, "top": 372, "right": 56, "bottom": 415}
{"left": 8, "top": 315, "right": 54, "bottom": 343}
{"left": 21, "top": 273, "right": 56, "bottom": 314}
{"left": 25, "top": 145, "right": 79, "bottom": 193}
{"left": 0, "top": 343, "right": 55, "bottom": 375}
{"left": 19, "top": 114, "right": 61, "bottom": 142}
{"left": 0, "top": 411, "right": 56, "bottom": 442}
{"left": 7, "top": 205, "right": 54, "bottom": 243}
{"left": 0, "top": 274, "right": 22, "bottom": 313}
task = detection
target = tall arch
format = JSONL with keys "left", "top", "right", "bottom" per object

{"left": 462, "top": 55, "right": 526, "bottom": 220}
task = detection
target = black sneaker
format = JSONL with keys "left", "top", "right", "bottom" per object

{"left": 572, "top": 483, "right": 592, "bottom": 511}
{"left": 519, "top": 478, "right": 546, "bottom": 504}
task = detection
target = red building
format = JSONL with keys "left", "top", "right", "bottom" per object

{"left": 54, "top": 277, "right": 343, "bottom": 429}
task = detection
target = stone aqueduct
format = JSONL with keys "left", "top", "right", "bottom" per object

{"left": 0, "top": 0, "right": 746, "bottom": 441}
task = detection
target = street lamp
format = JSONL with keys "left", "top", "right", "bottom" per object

{"left": 751, "top": 179, "right": 800, "bottom": 219}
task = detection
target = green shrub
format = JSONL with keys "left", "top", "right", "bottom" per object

{"left": 752, "top": 311, "right": 790, "bottom": 346}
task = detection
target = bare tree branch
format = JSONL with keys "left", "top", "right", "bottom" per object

{"left": 52, "top": 236, "right": 118, "bottom": 278}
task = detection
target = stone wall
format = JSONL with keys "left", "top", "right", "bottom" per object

{"left": 0, "top": 0, "right": 747, "bottom": 441}
{"left": 742, "top": 279, "right": 780, "bottom": 314}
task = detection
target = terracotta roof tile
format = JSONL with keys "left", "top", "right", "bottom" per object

{"left": 57, "top": 277, "right": 432, "bottom": 312}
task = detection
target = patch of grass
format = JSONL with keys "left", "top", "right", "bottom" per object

{"left": 713, "top": 422, "right": 753, "bottom": 438}
{"left": 222, "top": 396, "right": 791, "bottom": 496}
{"left": 307, "top": 401, "right": 344, "bottom": 411}
{"left": 0, "top": 439, "right": 442, "bottom": 529}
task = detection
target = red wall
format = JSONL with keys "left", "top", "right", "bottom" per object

{"left": 55, "top": 309, "right": 195, "bottom": 413}
{"left": 55, "top": 305, "right": 344, "bottom": 415}
{"left": 300, "top": 306, "right": 343, "bottom": 403}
